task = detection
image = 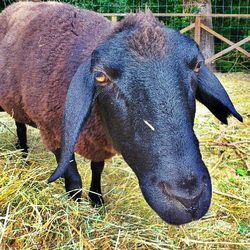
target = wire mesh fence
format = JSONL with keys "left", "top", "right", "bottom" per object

{"left": 0, "top": 0, "right": 249, "bottom": 72}
{"left": 211, "top": 0, "right": 250, "bottom": 71}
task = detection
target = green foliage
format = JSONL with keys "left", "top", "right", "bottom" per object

{"left": 0, "top": 0, "right": 11, "bottom": 10}
{"left": 238, "top": 221, "right": 250, "bottom": 235}
{"left": 236, "top": 167, "right": 248, "bottom": 176}
{"left": 0, "top": 0, "right": 249, "bottom": 72}
{"left": 228, "top": 176, "right": 235, "bottom": 183}
{"left": 63, "top": 0, "right": 131, "bottom": 13}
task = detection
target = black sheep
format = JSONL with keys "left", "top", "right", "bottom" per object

{"left": 0, "top": 2, "right": 242, "bottom": 225}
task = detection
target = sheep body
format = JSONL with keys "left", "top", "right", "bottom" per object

{"left": 0, "top": 2, "right": 116, "bottom": 161}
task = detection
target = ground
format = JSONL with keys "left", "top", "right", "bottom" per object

{"left": 0, "top": 73, "right": 249, "bottom": 249}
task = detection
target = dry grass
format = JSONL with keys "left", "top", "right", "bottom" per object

{"left": 0, "top": 73, "right": 249, "bottom": 249}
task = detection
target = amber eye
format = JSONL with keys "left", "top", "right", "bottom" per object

{"left": 194, "top": 61, "right": 202, "bottom": 74}
{"left": 95, "top": 72, "right": 110, "bottom": 85}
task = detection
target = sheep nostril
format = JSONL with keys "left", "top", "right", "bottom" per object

{"left": 158, "top": 180, "right": 172, "bottom": 192}
{"left": 177, "top": 174, "right": 199, "bottom": 196}
{"left": 158, "top": 180, "right": 204, "bottom": 212}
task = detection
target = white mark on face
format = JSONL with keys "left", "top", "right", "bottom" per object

{"left": 143, "top": 120, "right": 155, "bottom": 131}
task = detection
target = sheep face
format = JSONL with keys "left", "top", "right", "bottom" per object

{"left": 51, "top": 20, "right": 242, "bottom": 225}
{"left": 92, "top": 29, "right": 211, "bottom": 225}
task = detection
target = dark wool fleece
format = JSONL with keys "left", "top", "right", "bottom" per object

{"left": 0, "top": 2, "right": 167, "bottom": 161}
{"left": 0, "top": 2, "right": 117, "bottom": 160}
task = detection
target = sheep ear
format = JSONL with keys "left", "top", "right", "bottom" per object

{"left": 48, "top": 59, "right": 94, "bottom": 182}
{"left": 196, "top": 64, "right": 242, "bottom": 124}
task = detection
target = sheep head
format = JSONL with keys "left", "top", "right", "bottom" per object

{"left": 49, "top": 11, "right": 242, "bottom": 225}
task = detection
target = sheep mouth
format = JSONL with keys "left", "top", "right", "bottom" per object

{"left": 158, "top": 181, "right": 205, "bottom": 217}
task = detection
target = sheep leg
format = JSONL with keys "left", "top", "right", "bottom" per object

{"left": 54, "top": 149, "right": 82, "bottom": 200}
{"left": 15, "top": 122, "right": 28, "bottom": 155}
{"left": 89, "top": 161, "right": 104, "bottom": 206}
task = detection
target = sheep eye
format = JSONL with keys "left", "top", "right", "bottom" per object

{"left": 95, "top": 72, "right": 110, "bottom": 85}
{"left": 194, "top": 61, "right": 202, "bottom": 74}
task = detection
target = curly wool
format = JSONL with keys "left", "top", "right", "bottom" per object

{"left": 0, "top": 2, "right": 116, "bottom": 161}
{"left": 0, "top": 2, "right": 166, "bottom": 161}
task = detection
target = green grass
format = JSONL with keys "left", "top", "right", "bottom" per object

{"left": 0, "top": 73, "right": 249, "bottom": 249}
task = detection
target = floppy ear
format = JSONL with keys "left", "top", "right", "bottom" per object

{"left": 48, "top": 58, "right": 95, "bottom": 182}
{"left": 196, "top": 64, "right": 242, "bottom": 124}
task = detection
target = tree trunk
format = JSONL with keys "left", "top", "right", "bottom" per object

{"left": 183, "top": 0, "right": 215, "bottom": 71}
